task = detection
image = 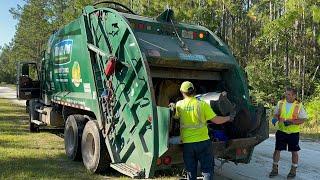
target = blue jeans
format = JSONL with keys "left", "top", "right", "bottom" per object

{"left": 183, "top": 139, "right": 214, "bottom": 180}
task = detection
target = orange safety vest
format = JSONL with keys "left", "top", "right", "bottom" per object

{"left": 276, "top": 99, "right": 301, "bottom": 134}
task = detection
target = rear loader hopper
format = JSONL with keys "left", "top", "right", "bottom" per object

{"left": 16, "top": 1, "right": 268, "bottom": 178}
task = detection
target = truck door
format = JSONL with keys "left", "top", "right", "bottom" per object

{"left": 16, "top": 62, "right": 40, "bottom": 100}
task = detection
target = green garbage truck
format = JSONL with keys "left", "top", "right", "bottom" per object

{"left": 16, "top": 1, "right": 268, "bottom": 178}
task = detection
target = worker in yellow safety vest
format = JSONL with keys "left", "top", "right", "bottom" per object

{"left": 269, "top": 87, "right": 308, "bottom": 179}
{"left": 169, "top": 81, "right": 235, "bottom": 180}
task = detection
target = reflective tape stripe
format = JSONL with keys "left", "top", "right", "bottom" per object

{"left": 51, "top": 100, "right": 90, "bottom": 111}
{"left": 292, "top": 103, "right": 300, "bottom": 120}
{"left": 278, "top": 101, "right": 284, "bottom": 119}
{"left": 180, "top": 123, "right": 205, "bottom": 129}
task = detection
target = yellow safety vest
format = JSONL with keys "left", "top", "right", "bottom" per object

{"left": 175, "top": 97, "right": 216, "bottom": 143}
{"left": 277, "top": 99, "right": 301, "bottom": 134}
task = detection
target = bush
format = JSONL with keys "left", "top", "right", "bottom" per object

{"left": 305, "top": 84, "right": 320, "bottom": 128}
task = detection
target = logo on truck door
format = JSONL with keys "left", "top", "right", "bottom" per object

{"left": 72, "top": 61, "right": 82, "bottom": 87}
{"left": 54, "top": 39, "right": 73, "bottom": 64}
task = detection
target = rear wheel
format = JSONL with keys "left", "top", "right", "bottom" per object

{"left": 64, "top": 115, "right": 86, "bottom": 161}
{"left": 81, "top": 120, "right": 109, "bottom": 173}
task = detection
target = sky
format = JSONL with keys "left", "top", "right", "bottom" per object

{"left": 0, "top": 0, "right": 26, "bottom": 48}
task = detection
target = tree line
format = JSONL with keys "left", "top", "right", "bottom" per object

{"left": 0, "top": 0, "right": 319, "bottom": 124}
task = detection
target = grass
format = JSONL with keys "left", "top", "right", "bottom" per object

{"left": 0, "top": 97, "right": 124, "bottom": 179}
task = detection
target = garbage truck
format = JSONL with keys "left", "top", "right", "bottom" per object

{"left": 16, "top": 1, "right": 268, "bottom": 178}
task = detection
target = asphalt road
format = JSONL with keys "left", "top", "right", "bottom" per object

{"left": 1, "top": 86, "right": 319, "bottom": 180}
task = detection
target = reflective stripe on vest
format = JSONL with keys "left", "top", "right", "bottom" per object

{"left": 277, "top": 101, "right": 284, "bottom": 120}
{"left": 292, "top": 103, "right": 300, "bottom": 120}
{"left": 180, "top": 100, "right": 205, "bottom": 129}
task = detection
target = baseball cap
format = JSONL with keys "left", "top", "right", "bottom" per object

{"left": 180, "top": 81, "right": 194, "bottom": 93}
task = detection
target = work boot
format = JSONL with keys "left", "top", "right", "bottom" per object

{"left": 287, "top": 166, "right": 297, "bottom": 179}
{"left": 269, "top": 164, "right": 278, "bottom": 178}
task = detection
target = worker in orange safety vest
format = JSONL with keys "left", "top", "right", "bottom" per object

{"left": 269, "top": 87, "right": 308, "bottom": 179}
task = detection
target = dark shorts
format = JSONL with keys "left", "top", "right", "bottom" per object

{"left": 275, "top": 130, "right": 300, "bottom": 152}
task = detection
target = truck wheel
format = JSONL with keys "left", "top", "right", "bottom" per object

{"left": 64, "top": 115, "right": 86, "bottom": 161}
{"left": 81, "top": 120, "right": 109, "bottom": 173}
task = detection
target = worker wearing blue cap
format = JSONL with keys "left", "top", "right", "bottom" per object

{"left": 169, "top": 81, "right": 235, "bottom": 180}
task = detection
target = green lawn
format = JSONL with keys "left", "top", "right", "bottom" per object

{"left": 0, "top": 98, "right": 121, "bottom": 179}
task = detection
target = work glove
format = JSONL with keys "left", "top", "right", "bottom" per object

{"left": 229, "top": 110, "right": 236, "bottom": 122}
{"left": 272, "top": 118, "right": 278, "bottom": 126}
{"left": 168, "top": 103, "right": 176, "bottom": 112}
{"left": 283, "top": 120, "right": 293, "bottom": 126}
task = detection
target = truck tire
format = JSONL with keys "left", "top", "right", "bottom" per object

{"left": 81, "top": 120, "right": 109, "bottom": 173}
{"left": 64, "top": 115, "right": 86, "bottom": 161}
